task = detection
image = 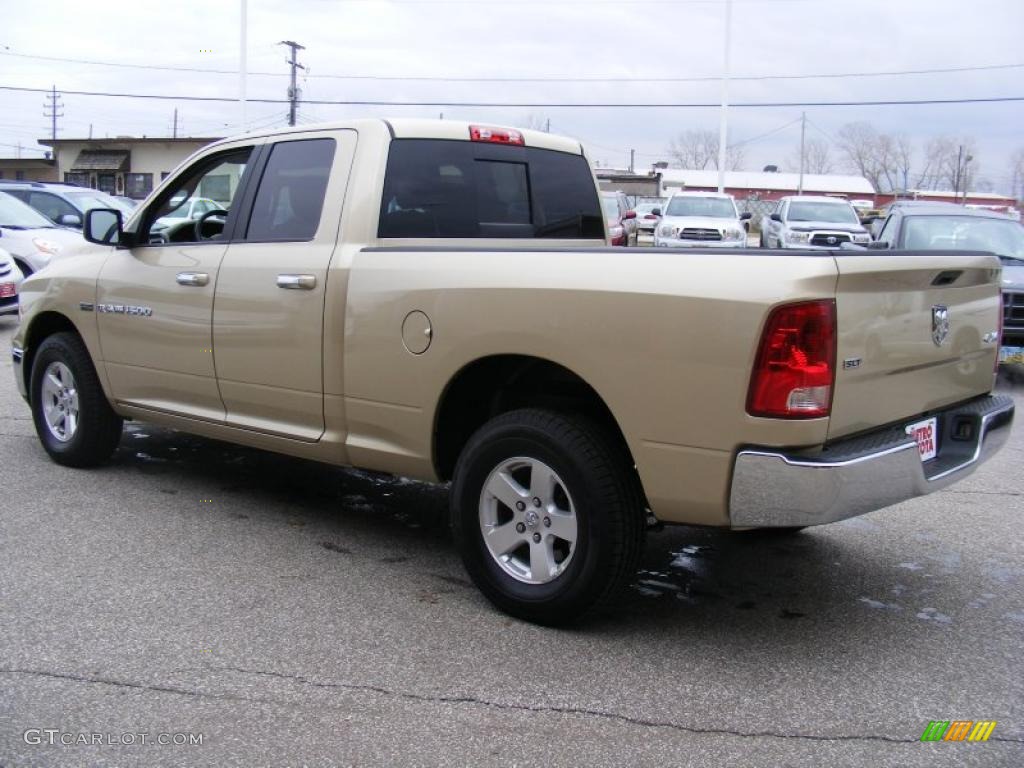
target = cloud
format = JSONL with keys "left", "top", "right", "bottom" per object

{"left": 1, "top": 0, "right": 1021, "bottom": 191}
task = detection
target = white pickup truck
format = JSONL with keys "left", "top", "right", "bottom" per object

{"left": 11, "top": 119, "right": 1014, "bottom": 624}
{"left": 760, "top": 195, "right": 872, "bottom": 249}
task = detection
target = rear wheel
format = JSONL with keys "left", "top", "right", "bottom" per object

{"left": 451, "top": 409, "right": 644, "bottom": 625}
{"left": 30, "top": 332, "right": 123, "bottom": 467}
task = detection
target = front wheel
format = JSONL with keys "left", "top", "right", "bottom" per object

{"left": 30, "top": 332, "right": 123, "bottom": 467}
{"left": 451, "top": 409, "right": 645, "bottom": 625}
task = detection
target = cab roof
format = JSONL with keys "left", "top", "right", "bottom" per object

{"left": 228, "top": 118, "right": 584, "bottom": 156}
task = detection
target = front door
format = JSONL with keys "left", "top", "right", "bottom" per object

{"left": 213, "top": 132, "right": 354, "bottom": 440}
{"left": 97, "top": 143, "right": 257, "bottom": 421}
{"left": 97, "top": 173, "right": 116, "bottom": 195}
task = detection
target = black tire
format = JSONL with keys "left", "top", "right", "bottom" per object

{"left": 759, "top": 232, "right": 766, "bottom": 248}
{"left": 451, "top": 408, "right": 645, "bottom": 625}
{"left": 30, "top": 332, "right": 123, "bottom": 467}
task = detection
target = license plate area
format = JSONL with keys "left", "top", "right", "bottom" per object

{"left": 906, "top": 417, "right": 938, "bottom": 462}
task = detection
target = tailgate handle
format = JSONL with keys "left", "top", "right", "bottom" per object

{"left": 932, "top": 270, "right": 962, "bottom": 287}
{"left": 277, "top": 274, "right": 316, "bottom": 290}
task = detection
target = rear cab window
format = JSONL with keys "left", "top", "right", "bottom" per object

{"left": 378, "top": 139, "right": 603, "bottom": 240}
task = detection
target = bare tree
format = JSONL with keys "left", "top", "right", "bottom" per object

{"left": 939, "top": 139, "right": 978, "bottom": 195}
{"left": 667, "top": 129, "right": 744, "bottom": 170}
{"left": 789, "top": 136, "right": 834, "bottom": 175}
{"left": 520, "top": 114, "right": 551, "bottom": 132}
{"left": 1010, "top": 147, "right": 1024, "bottom": 201}
{"left": 836, "top": 122, "right": 886, "bottom": 191}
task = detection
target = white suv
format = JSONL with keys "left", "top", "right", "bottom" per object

{"left": 654, "top": 192, "right": 750, "bottom": 249}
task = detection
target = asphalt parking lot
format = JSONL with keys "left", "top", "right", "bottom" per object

{"left": 1, "top": 316, "right": 1022, "bottom": 767}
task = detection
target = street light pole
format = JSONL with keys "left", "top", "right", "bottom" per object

{"left": 716, "top": 0, "right": 733, "bottom": 193}
{"left": 797, "top": 111, "right": 806, "bottom": 195}
{"left": 240, "top": 0, "right": 248, "bottom": 131}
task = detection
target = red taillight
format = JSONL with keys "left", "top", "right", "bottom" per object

{"left": 644, "top": 214, "right": 658, "bottom": 220}
{"left": 469, "top": 125, "right": 525, "bottom": 145}
{"left": 747, "top": 300, "right": 836, "bottom": 419}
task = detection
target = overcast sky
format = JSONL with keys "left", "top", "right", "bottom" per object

{"left": 1, "top": 0, "right": 1022, "bottom": 192}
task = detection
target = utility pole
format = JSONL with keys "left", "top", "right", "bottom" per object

{"left": 954, "top": 144, "right": 963, "bottom": 202}
{"left": 629, "top": 149, "right": 635, "bottom": 174}
{"left": 279, "top": 40, "right": 306, "bottom": 127}
{"left": 545, "top": 118, "right": 551, "bottom": 133}
{"left": 44, "top": 85, "right": 63, "bottom": 143}
{"left": 716, "top": 0, "right": 733, "bottom": 192}
{"left": 797, "top": 111, "right": 806, "bottom": 195}
{"left": 43, "top": 85, "right": 64, "bottom": 181}
{"left": 172, "top": 108, "right": 179, "bottom": 139}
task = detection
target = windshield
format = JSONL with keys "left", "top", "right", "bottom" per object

{"left": 601, "top": 197, "right": 620, "bottom": 219}
{"left": 68, "top": 191, "right": 133, "bottom": 215}
{"left": 902, "top": 215, "right": 1024, "bottom": 261}
{"left": 0, "top": 191, "right": 57, "bottom": 228}
{"left": 787, "top": 201, "right": 859, "bottom": 224}
{"left": 665, "top": 197, "right": 736, "bottom": 218}
{"left": 635, "top": 203, "right": 663, "bottom": 215}
{"left": 162, "top": 202, "right": 191, "bottom": 219}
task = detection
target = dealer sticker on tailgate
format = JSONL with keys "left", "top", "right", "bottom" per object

{"left": 906, "top": 417, "right": 938, "bottom": 462}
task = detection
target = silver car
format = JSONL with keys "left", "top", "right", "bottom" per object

{"left": 0, "top": 192, "right": 87, "bottom": 277}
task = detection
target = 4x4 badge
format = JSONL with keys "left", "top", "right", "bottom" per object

{"left": 932, "top": 305, "right": 949, "bottom": 346}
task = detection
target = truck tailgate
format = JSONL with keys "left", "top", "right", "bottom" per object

{"left": 828, "top": 252, "right": 1001, "bottom": 441}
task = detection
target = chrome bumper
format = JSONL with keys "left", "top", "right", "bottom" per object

{"left": 729, "top": 395, "right": 1015, "bottom": 528}
{"left": 12, "top": 342, "right": 27, "bottom": 401}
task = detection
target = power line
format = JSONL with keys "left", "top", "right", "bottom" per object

{"left": 2, "top": 50, "right": 1021, "bottom": 84}
{"left": 729, "top": 117, "right": 803, "bottom": 148}
{"left": 3, "top": 85, "right": 1023, "bottom": 109}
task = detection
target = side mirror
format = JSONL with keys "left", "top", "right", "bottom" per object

{"left": 623, "top": 210, "right": 637, "bottom": 220}
{"left": 58, "top": 213, "right": 83, "bottom": 228}
{"left": 740, "top": 212, "right": 752, "bottom": 220}
{"left": 770, "top": 213, "right": 783, "bottom": 222}
{"left": 867, "top": 240, "right": 890, "bottom": 250}
{"left": 651, "top": 208, "right": 661, "bottom": 217}
{"left": 83, "top": 208, "right": 124, "bottom": 245}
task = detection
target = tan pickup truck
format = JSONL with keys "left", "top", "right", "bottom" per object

{"left": 11, "top": 119, "right": 1014, "bottom": 624}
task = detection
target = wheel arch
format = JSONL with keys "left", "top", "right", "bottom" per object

{"left": 432, "top": 354, "right": 640, "bottom": 490}
{"left": 21, "top": 311, "right": 88, "bottom": 403}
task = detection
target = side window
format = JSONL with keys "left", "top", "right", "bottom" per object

{"left": 29, "top": 192, "right": 77, "bottom": 222}
{"left": 245, "top": 138, "right": 336, "bottom": 242}
{"left": 124, "top": 173, "right": 153, "bottom": 200}
{"left": 878, "top": 215, "right": 898, "bottom": 245}
{"left": 145, "top": 147, "right": 252, "bottom": 244}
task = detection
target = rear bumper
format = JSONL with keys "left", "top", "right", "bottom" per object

{"left": 729, "top": 394, "right": 1014, "bottom": 528}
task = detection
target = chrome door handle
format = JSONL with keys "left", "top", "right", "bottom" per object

{"left": 176, "top": 272, "right": 209, "bottom": 286}
{"left": 276, "top": 274, "right": 316, "bottom": 290}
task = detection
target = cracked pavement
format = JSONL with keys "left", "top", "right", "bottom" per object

{"left": 1, "top": 318, "right": 1022, "bottom": 767}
